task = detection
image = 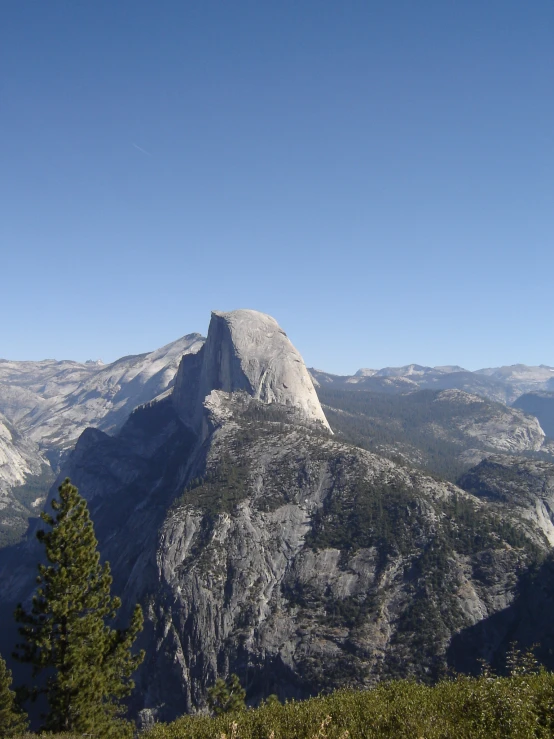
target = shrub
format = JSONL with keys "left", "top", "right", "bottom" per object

{"left": 145, "top": 669, "right": 554, "bottom": 738}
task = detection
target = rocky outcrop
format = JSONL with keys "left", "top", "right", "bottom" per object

{"left": 435, "top": 390, "right": 546, "bottom": 453}
{"left": 0, "top": 413, "right": 51, "bottom": 546}
{"left": 459, "top": 455, "right": 554, "bottom": 545}
{"left": 0, "top": 414, "right": 44, "bottom": 496}
{"left": 513, "top": 392, "right": 554, "bottom": 439}
{"left": 173, "top": 310, "right": 331, "bottom": 436}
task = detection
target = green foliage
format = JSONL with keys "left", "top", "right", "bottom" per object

{"left": 0, "top": 652, "right": 28, "bottom": 736}
{"left": 145, "top": 666, "right": 554, "bottom": 738}
{"left": 14, "top": 479, "right": 144, "bottom": 737}
{"left": 173, "top": 452, "right": 251, "bottom": 515}
{"left": 305, "top": 472, "right": 535, "bottom": 561}
{"left": 207, "top": 674, "right": 247, "bottom": 716}
{"left": 318, "top": 387, "right": 509, "bottom": 482}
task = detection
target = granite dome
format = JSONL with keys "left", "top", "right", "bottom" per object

{"left": 173, "top": 309, "right": 331, "bottom": 434}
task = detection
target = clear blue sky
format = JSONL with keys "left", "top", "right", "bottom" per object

{"left": 2, "top": 1, "right": 553, "bottom": 373}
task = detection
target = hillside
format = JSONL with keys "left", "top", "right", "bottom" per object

{"left": 317, "top": 386, "right": 551, "bottom": 481}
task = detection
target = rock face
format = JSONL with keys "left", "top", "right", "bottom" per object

{"left": 0, "top": 413, "right": 52, "bottom": 546}
{"left": 513, "top": 392, "right": 554, "bottom": 439}
{"left": 459, "top": 455, "right": 554, "bottom": 545}
{"left": 173, "top": 310, "right": 331, "bottom": 436}
{"left": 0, "top": 414, "right": 44, "bottom": 494}
{"left": 9, "top": 398, "right": 541, "bottom": 723}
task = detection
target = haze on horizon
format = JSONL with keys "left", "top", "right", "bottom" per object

{"left": 2, "top": 1, "right": 553, "bottom": 375}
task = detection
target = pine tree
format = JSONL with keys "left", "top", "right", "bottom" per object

{"left": 14, "top": 478, "right": 144, "bottom": 737}
{"left": 0, "top": 653, "right": 27, "bottom": 737}
{"left": 207, "top": 673, "right": 247, "bottom": 715}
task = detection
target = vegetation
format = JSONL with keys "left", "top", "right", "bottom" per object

{"left": 173, "top": 451, "right": 251, "bottom": 515}
{"left": 145, "top": 651, "right": 554, "bottom": 738}
{"left": 14, "top": 479, "right": 144, "bottom": 737}
{"left": 208, "top": 673, "right": 247, "bottom": 716}
{"left": 0, "top": 652, "right": 28, "bottom": 737}
{"left": 317, "top": 387, "right": 510, "bottom": 482}
{"left": 306, "top": 472, "right": 537, "bottom": 558}
{"left": 292, "top": 469, "right": 542, "bottom": 683}
{"left": 9, "top": 653, "right": 554, "bottom": 738}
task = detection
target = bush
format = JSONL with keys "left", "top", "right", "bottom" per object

{"left": 145, "top": 669, "right": 554, "bottom": 738}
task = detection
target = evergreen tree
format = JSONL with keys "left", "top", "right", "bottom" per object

{"left": 0, "top": 653, "right": 27, "bottom": 737}
{"left": 14, "top": 478, "right": 144, "bottom": 737}
{"left": 207, "top": 673, "right": 247, "bottom": 715}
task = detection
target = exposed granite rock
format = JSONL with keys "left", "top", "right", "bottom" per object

{"left": 459, "top": 455, "right": 554, "bottom": 545}
{"left": 513, "top": 391, "right": 554, "bottom": 439}
{"left": 173, "top": 310, "right": 331, "bottom": 436}
{"left": 0, "top": 413, "right": 52, "bottom": 546}
{"left": 0, "top": 334, "right": 204, "bottom": 452}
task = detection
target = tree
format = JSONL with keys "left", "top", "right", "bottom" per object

{"left": 14, "top": 478, "right": 144, "bottom": 737}
{"left": 207, "top": 673, "right": 246, "bottom": 716}
{"left": 0, "top": 653, "right": 27, "bottom": 737}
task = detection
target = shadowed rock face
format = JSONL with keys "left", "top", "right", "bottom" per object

{"left": 173, "top": 310, "right": 331, "bottom": 435}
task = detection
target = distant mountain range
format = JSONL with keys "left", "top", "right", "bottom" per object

{"left": 310, "top": 363, "right": 554, "bottom": 404}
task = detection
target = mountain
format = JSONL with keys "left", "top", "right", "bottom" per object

{"left": 459, "top": 455, "right": 554, "bottom": 545}
{"left": 476, "top": 364, "right": 554, "bottom": 397}
{"left": 513, "top": 392, "right": 554, "bottom": 439}
{"left": 317, "top": 386, "right": 551, "bottom": 481}
{"left": 172, "top": 309, "right": 331, "bottom": 436}
{"left": 310, "top": 368, "right": 422, "bottom": 395}
{"left": 310, "top": 364, "right": 554, "bottom": 405}
{"left": 3, "top": 309, "right": 553, "bottom": 725}
{"left": 0, "top": 413, "right": 53, "bottom": 546}
{"left": 0, "top": 334, "right": 204, "bottom": 545}
{"left": 0, "top": 333, "right": 204, "bottom": 452}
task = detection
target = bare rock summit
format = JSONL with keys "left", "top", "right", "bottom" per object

{"left": 173, "top": 309, "right": 331, "bottom": 435}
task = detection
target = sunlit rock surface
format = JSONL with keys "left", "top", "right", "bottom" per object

{"left": 173, "top": 310, "right": 331, "bottom": 436}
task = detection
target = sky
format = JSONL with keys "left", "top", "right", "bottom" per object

{"left": 1, "top": 1, "right": 553, "bottom": 374}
